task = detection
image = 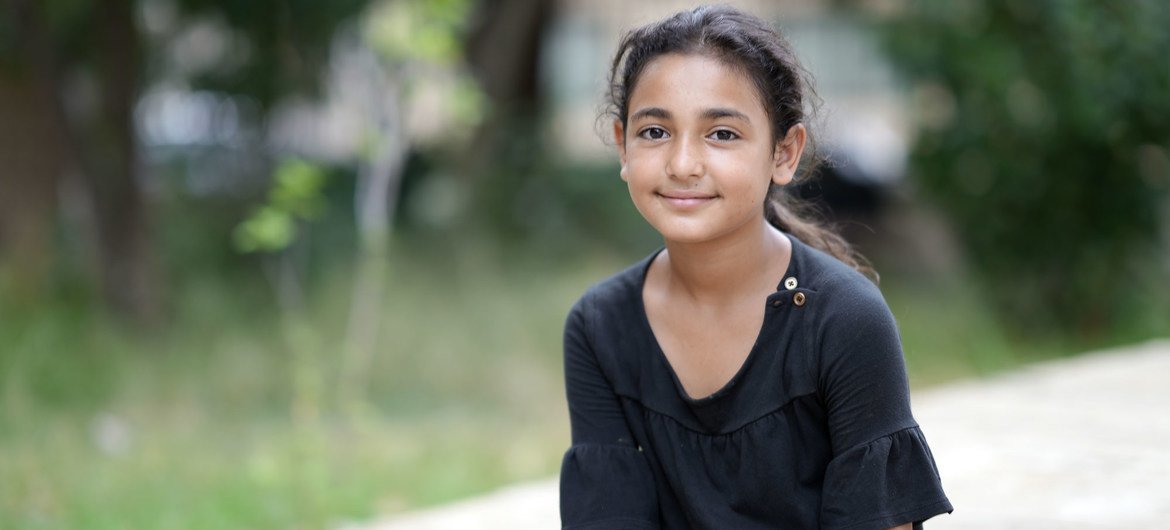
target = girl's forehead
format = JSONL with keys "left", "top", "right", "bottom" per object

{"left": 629, "top": 53, "right": 765, "bottom": 117}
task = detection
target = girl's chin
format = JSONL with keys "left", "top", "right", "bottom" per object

{"left": 649, "top": 224, "right": 725, "bottom": 245}
{"left": 645, "top": 216, "right": 765, "bottom": 246}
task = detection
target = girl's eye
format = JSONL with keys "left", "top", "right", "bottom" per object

{"left": 639, "top": 127, "right": 668, "bottom": 140}
{"left": 710, "top": 129, "right": 739, "bottom": 141}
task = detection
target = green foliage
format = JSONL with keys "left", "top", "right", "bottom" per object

{"left": 234, "top": 158, "right": 328, "bottom": 253}
{"left": 3, "top": 0, "right": 374, "bottom": 104}
{"left": 446, "top": 74, "right": 488, "bottom": 134}
{"left": 173, "top": 0, "right": 374, "bottom": 105}
{"left": 362, "top": 0, "right": 486, "bottom": 146}
{"left": 365, "top": 0, "right": 473, "bottom": 65}
{"left": 0, "top": 0, "right": 88, "bottom": 70}
{"left": 270, "top": 159, "right": 329, "bottom": 219}
{"left": 882, "top": 0, "right": 1170, "bottom": 336}
{"left": 0, "top": 245, "right": 593, "bottom": 528}
{"left": 233, "top": 206, "right": 297, "bottom": 253}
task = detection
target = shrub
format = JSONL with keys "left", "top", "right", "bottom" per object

{"left": 882, "top": 1, "right": 1170, "bottom": 337}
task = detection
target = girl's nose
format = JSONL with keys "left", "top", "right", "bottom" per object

{"left": 666, "top": 136, "right": 704, "bottom": 179}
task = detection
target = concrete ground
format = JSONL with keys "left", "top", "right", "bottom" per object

{"left": 358, "top": 339, "right": 1170, "bottom": 529}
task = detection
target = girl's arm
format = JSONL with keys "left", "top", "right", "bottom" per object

{"left": 815, "top": 285, "right": 952, "bottom": 529}
{"left": 559, "top": 298, "right": 660, "bottom": 529}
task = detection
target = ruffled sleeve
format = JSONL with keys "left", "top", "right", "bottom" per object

{"left": 820, "top": 426, "right": 952, "bottom": 529}
{"left": 560, "top": 298, "right": 659, "bottom": 530}
{"left": 815, "top": 284, "right": 952, "bottom": 528}
{"left": 560, "top": 444, "right": 659, "bottom": 530}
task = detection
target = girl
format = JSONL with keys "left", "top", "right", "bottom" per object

{"left": 559, "top": 5, "right": 952, "bottom": 530}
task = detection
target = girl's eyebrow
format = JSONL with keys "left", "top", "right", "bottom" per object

{"left": 702, "top": 108, "right": 750, "bottom": 123}
{"left": 630, "top": 107, "right": 671, "bottom": 122}
{"left": 629, "top": 106, "right": 750, "bottom": 123}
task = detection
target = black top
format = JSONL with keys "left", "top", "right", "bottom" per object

{"left": 559, "top": 233, "right": 952, "bottom": 530}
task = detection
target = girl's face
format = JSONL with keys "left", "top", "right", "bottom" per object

{"left": 614, "top": 53, "right": 804, "bottom": 245}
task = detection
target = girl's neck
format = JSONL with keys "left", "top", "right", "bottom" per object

{"left": 656, "top": 220, "right": 791, "bottom": 307}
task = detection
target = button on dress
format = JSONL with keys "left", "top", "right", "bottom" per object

{"left": 560, "top": 233, "right": 953, "bottom": 529}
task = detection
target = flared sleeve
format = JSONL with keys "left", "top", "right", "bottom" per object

{"left": 815, "top": 287, "right": 952, "bottom": 529}
{"left": 559, "top": 298, "right": 660, "bottom": 530}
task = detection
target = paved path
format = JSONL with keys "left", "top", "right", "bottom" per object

{"left": 360, "top": 339, "right": 1170, "bottom": 529}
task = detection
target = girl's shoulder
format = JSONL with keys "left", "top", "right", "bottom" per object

{"left": 568, "top": 249, "right": 660, "bottom": 320}
{"left": 562, "top": 251, "right": 659, "bottom": 376}
{"left": 787, "top": 235, "right": 886, "bottom": 310}
{"left": 786, "top": 236, "right": 903, "bottom": 371}
{"left": 783, "top": 235, "right": 901, "bottom": 358}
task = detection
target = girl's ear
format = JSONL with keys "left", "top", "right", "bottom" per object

{"left": 772, "top": 123, "right": 807, "bottom": 186}
{"left": 613, "top": 119, "right": 629, "bottom": 182}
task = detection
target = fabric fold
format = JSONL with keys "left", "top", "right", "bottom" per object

{"left": 560, "top": 443, "right": 660, "bottom": 530}
{"left": 820, "top": 426, "right": 953, "bottom": 529}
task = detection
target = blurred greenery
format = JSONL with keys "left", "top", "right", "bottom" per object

{"left": 3, "top": 0, "right": 1169, "bottom": 527}
{"left": 881, "top": 0, "right": 1170, "bottom": 337}
{"left": 234, "top": 159, "right": 329, "bottom": 254}
{"left": 366, "top": 0, "right": 471, "bottom": 64}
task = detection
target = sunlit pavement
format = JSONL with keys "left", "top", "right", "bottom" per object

{"left": 356, "top": 339, "right": 1170, "bottom": 530}
{"left": 918, "top": 339, "right": 1170, "bottom": 529}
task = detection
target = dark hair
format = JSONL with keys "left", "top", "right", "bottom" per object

{"left": 605, "top": 4, "right": 875, "bottom": 281}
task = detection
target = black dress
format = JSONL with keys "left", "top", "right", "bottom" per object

{"left": 559, "top": 233, "right": 953, "bottom": 529}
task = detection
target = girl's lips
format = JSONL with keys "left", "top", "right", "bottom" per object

{"left": 657, "top": 191, "right": 716, "bottom": 208}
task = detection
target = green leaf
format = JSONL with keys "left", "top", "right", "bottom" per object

{"left": 233, "top": 206, "right": 297, "bottom": 254}
{"left": 271, "top": 159, "right": 328, "bottom": 220}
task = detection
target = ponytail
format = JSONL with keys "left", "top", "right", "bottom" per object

{"left": 766, "top": 188, "right": 878, "bottom": 283}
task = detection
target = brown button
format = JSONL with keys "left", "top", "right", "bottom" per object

{"left": 793, "top": 292, "right": 806, "bottom": 306}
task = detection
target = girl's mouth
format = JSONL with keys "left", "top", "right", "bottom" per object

{"left": 657, "top": 191, "right": 716, "bottom": 209}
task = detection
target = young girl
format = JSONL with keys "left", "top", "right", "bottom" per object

{"left": 559, "top": 6, "right": 952, "bottom": 529}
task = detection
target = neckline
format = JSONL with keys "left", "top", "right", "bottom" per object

{"left": 635, "top": 231, "right": 802, "bottom": 405}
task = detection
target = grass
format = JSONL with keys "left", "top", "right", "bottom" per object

{"left": 0, "top": 243, "right": 604, "bottom": 529}
{"left": 0, "top": 241, "right": 1145, "bottom": 529}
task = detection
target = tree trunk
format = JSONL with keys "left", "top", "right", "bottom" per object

{"left": 338, "top": 49, "right": 409, "bottom": 412}
{"left": 1, "top": 0, "right": 79, "bottom": 303}
{"left": 466, "top": 0, "right": 553, "bottom": 108}
{"left": 463, "top": 0, "right": 555, "bottom": 173}
{"left": 5, "top": 0, "right": 160, "bottom": 322}
{"left": 81, "top": 0, "right": 161, "bottom": 322}
{"left": 0, "top": 71, "right": 63, "bottom": 304}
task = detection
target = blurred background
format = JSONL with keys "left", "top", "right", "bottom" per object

{"left": 1, "top": 0, "right": 1167, "bottom": 528}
